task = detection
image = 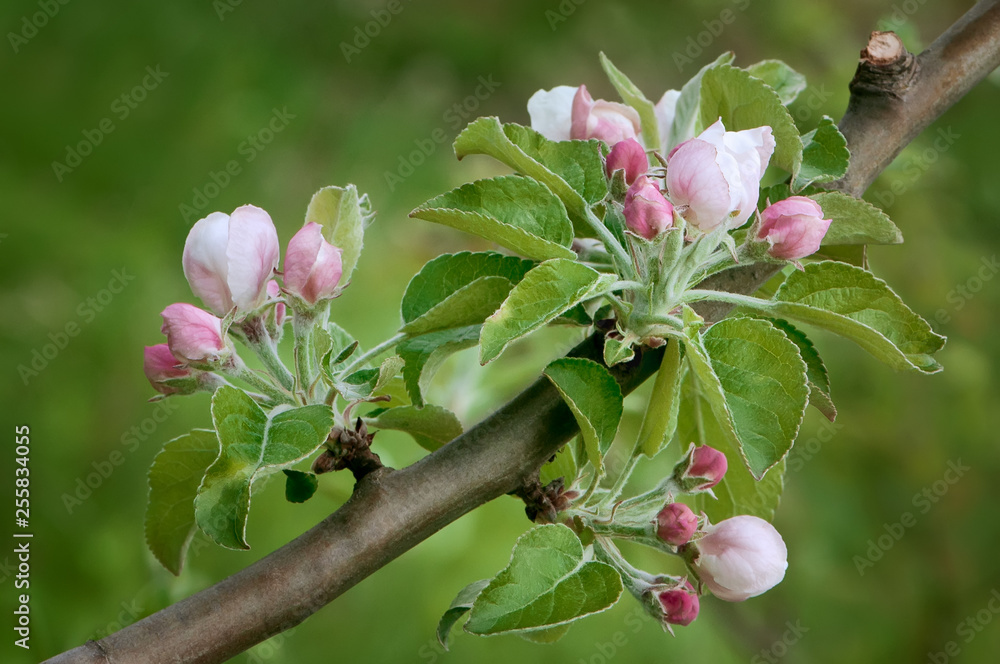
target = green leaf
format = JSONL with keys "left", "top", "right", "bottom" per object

{"left": 813, "top": 192, "right": 903, "bottom": 246}
{"left": 519, "top": 624, "right": 572, "bottom": 644}
{"left": 599, "top": 52, "right": 660, "bottom": 155}
{"left": 371, "top": 404, "right": 463, "bottom": 452}
{"left": 636, "top": 339, "right": 684, "bottom": 458}
{"left": 438, "top": 579, "right": 490, "bottom": 649}
{"left": 767, "top": 261, "right": 945, "bottom": 373}
{"left": 145, "top": 429, "right": 220, "bottom": 575}
{"left": 745, "top": 60, "right": 807, "bottom": 105}
{"left": 479, "top": 260, "right": 612, "bottom": 364}
{"left": 194, "top": 387, "right": 333, "bottom": 549}
{"left": 337, "top": 356, "right": 404, "bottom": 401}
{"left": 410, "top": 175, "right": 575, "bottom": 261}
{"left": 676, "top": 374, "right": 787, "bottom": 522}
{"left": 543, "top": 358, "right": 623, "bottom": 474}
{"left": 452, "top": 117, "right": 603, "bottom": 236}
{"left": 763, "top": 317, "right": 837, "bottom": 421}
{"left": 304, "top": 184, "right": 372, "bottom": 285}
{"left": 398, "top": 326, "right": 481, "bottom": 407}
{"left": 282, "top": 469, "right": 319, "bottom": 503}
{"left": 793, "top": 116, "right": 849, "bottom": 191}
{"left": 702, "top": 317, "right": 809, "bottom": 480}
{"left": 700, "top": 64, "right": 803, "bottom": 174}
{"left": 400, "top": 252, "right": 535, "bottom": 335}
{"left": 465, "top": 525, "right": 623, "bottom": 635}
{"left": 603, "top": 335, "right": 635, "bottom": 367}
{"left": 669, "top": 52, "right": 735, "bottom": 150}
{"left": 539, "top": 441, "right": 578, "bottom": 487}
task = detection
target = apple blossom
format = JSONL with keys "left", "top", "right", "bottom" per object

{"left": 656, "top": 502, "right": 699, "bottom": 546}
{"left": 624, "top": 175, "right": 674, "bottom": 240}
{"left": 182, "top": 205, "right": 280, "bottom": 316}
{"left": 654, "top": 89, "right": 680, "bottom": 153}
{"left": 653, "top": 580, "right": 700, "bottom": 628}
{"left": 666, "top": 119, "right": 775, "bottom": 231}
{"left": 605, "top": 138, "right": 648, "bottom": 184}
{"left": 266, "top": 280, "right": 286, "bottom": 328}
{"left": 571, "top": 85, "right": 641, "bottom": 145}
{"left": 673, "top": 443, "right": 728, "bottom": 492}
{"left": 689, "top": 515, "right": 788, "bottom": 602}
{"left": 758, "top": 196, "right": 832, "bottom": 260}
{"left": 160, "top": 303, "right": 227, "bottom": 366}
{"left": 283, "top": 222, "right": 344, "bottom": 306}
{"left": 143, "top": 344, "right": 191, "bottom": 395}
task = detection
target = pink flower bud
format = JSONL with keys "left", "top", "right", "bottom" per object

{"left": 143, "top": 344, "right": 191, "bottom": 395}
{"left": 160, "top": 303, "right": 227, "bottom": 365}
{"left": 624, "top": 175, "right": 674, "bottom": 240}
{"left": 283, "top": 222, "right": 344, "bottom": 306}
{"left": 674, "top": 443, "right": 728, "bottom": 492}
{"left": 570, "top": 85, "right": 641, "bottom": 145}
{"left": 266, "top": 280, "right": 286, "bottom": 328}
{"left": 655, "top": 581, "right": 700, "bottom": 628}
{"left": 656, "top": 502, "right": 699, "bottom": 546}
{"left": 690, "top": 515, "right": 788, "bottom": 602}
{"left": 666, "top": 119, "right": 775, "bottom": 231}
{"left": 757, "top": 196, "right": 832, "bottom": 260}
{"left": 182, "top": 205, "right": 280, "bottom": 316}
{"left": 605, "top": 138, "right": 648, "bottom": 184}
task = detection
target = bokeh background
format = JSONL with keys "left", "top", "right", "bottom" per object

{"left": 3, "top": 0, "right": 1000, "bottom": 662}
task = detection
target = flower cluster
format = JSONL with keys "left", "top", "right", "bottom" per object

{"left": 529, "top": 84, "right": 831, "bottom": 259}
{"left": 143, "top": 205, "right": 344, "bottom": 401}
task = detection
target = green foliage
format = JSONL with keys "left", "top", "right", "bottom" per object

{"left": 544, "top": 358, "right": 624, "bottom": 474}
{"left": 145, "top": 429, "right": 220, "bottom": 575}
{"left": 669, "top": 52, "right": 735, "bottom": 150}
{"left": 599, "top": 52, "right": 660, "bottom": 154}
{"left": 398, "top": 326, "right": 481, "bottom": 407}
{"left": 305, "top": 184, "right": 371, "bottom": 285}
{"left": 409, "top": 176, "right": 575, "bottom": 261}
{"left": 636, "top": 339, "right": 684, "bottom": 457}
{"left": 479, "top": 260, "right": 613, "bottom": 363}
{"left": 282, "top": 469, "right": 319, "bottom": 503}
{"left": 371, "top": 404, "right": 464, "bottom": 451}
{"left": 794, "top": 116, "right": 850, "bottom": 191}
{"left": 194, "top": 387, "right": 333, "bottom": 550}
{"left": 464, "top": 525, "right": 623, "bottom": 635}
{"left": 746, "top": 60, "right": 807, "bottom": 105}
{"left": 437, "top": 579, "right": 491, "bottom": 649}
{"left": 813, "top": 191, "right": 904, "bottom": 245}
{"left": 699, "top": 64, "right": 803, "bottom": 173}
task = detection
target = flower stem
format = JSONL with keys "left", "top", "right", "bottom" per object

{"left": 340, "top": 332, "right": 407, "bottom": 376}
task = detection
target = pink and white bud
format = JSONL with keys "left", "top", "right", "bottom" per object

{"left": 656, "top": 502, "right": 699, "bottom": 546}
{"left": 605, "top": 138, "right": 648, "bottom": 185}
{"left": 674, "top": 443, "right": 728, "bottom": 492}
{"left": 571, "top": 85, "right": 641, "bottom": 145}
{"left": 757, "top": 197, "right": 832, "bottom": 260}
{"left": 690, "top": 515, "right": 788, "bottom": 602}
{"left": 143, "top": 344, "right": 191, "bottom": 395}
{"left": 283, "top": 222, "right": 344, "bottom": 306}
{"left": 160, "top": 303, "right": 227, "bottom": 365}
{"left": 182, "top": 205, "right": 280, "bottom": 316}
{"left": 624, "top": 176, "right": 674, "bottom": 240}
{"left": 527, "top": 85, "right": 578, "bottom": 142}
{"left": 266, "top": 280, "right": 286, "bottom": 328}
{"left": 666, "top": 119, "right": 775, "bottom": 232}
{"left": 654, "top": 580, "right": 700, "bottom": 628}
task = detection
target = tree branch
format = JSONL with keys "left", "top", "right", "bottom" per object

{"left": 45, "top": 4, "right": 1000, "bottom": 661}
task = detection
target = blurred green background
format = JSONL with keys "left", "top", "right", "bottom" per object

{"left": 3, "top": 0, "right": 1000, "bottom": 662}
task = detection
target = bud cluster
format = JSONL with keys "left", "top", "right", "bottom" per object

{"left": 143, "top": 204, "right": 345, "bottom": 403}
